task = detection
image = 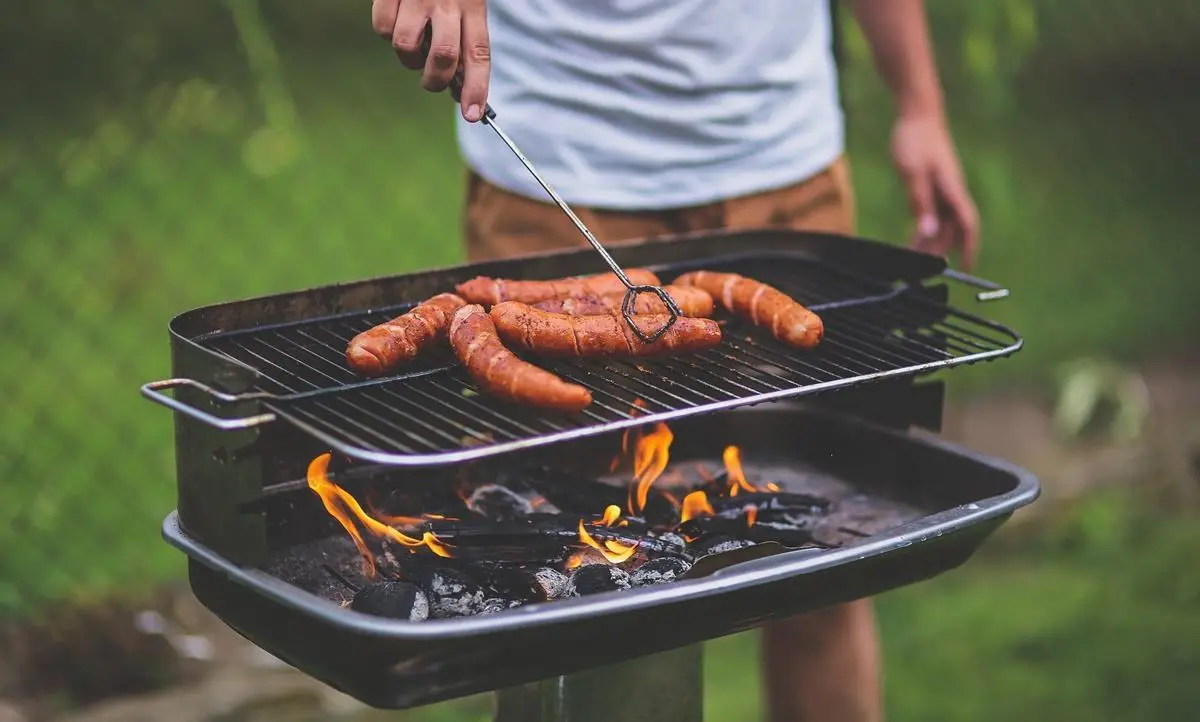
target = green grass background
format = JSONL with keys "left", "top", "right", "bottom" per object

{"left": 0, "top": 1, "right": 1197, "bottom": 719}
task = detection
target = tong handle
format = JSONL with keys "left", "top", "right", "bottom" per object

{"left": 419, "top": 25, "right": 496, "bottom": 121}
{"left": 941, "top": 268, "right": 1011, "bottom": 302}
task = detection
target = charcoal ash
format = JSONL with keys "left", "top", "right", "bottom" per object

{"left": 465, "top": 484, "right": 538, "bottom": 521}
{"left": 531, "top": 567, "right": 570, "bottom": 601}
{"left": 688, "top": 535, "right": 756, "bottom": 557}
{"left": 631, "top": 557, "right": 691, "bottom": 587}
{"left": 654, "top": 531, "right": 688, "bottom": 548}
{"left": 350, "top": 581, "right": 430, "bottom": 621}
{"left": 566, "top": 564, "right": 633, "bottom": 597}
{"left": 420, "top": 567, "right": 489, "bottom": 619}
{"left": 710, "top": 492, "right": 831, "bottom": 518}
{"left": 479, "top": 598, "right": 522, "bottom": 615}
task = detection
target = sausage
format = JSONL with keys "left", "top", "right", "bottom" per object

{"left": 346, "top": 293, "right": 466, "bottom": 376}
{"left": 449, "top": 304, "right": 593, "bottom": 413}
{"left": 532, "top": 285, "right": 715, "bottom": 318}
{"left": 673, "top": 271, "right": 824, "bottom": 348}
{"left": 455, "top": 269, "right": 663, "bottom": 306}
{"left": 489, "top": 302, "right": 723, "bottom": 358}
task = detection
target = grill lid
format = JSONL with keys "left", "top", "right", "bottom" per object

{"left": 143, "top": 242, "right": 1020, "bottom": 467}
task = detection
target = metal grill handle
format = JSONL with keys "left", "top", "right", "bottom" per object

{"left": 141, "top": 378, "right": 277, "bottom": 430}
{"left": 417, "top": 26, "right": 682, "bottom": 343}
{"left": 941, "top": 268, "right": 1011, "bottom": 302}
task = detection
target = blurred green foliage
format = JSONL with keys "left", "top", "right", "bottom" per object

{"left": 0, "top": 0, "right": 1197, "bottom": 717}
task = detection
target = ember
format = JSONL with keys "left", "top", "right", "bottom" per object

{"left": 304, "top": 417, "right": 848, "bottom": 620}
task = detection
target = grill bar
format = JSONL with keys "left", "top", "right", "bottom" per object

{"left": 160, "top": 254, "right": 1021, "bottom": 465}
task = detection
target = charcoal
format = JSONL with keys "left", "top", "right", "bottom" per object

{"left": 641, "top": 494, "right": 681, "bottom": 528}
{"left": 688, "top": 535, "right": 756, "bottom": 557}
{"left": 422, "top": 568, "right": 488, "bottom": 618}
{"left": 566, "top": 564, "right": 632, "bottom": 597}
{"left": 631, "top": 557, "right": 692, "bottom": 587}
{"left": 710, "top": 492, "right": 831, "bottom": 518}
{"left": 654, "top": 531, "right": 688, "bottom": 548}
{"left": 531, "top": 567, "right": 570, "bottom": 601}
{"left": 465, "top": 484, "right": 537, "bottom": 521}
{"left": 478, "top": 598, "right": 519, "bottom": 615}
{"left": 350, "top": 581, "right": 430, "bottom": 622}
{"left": 677, "top": 516, "right": 819, "bottom": 547}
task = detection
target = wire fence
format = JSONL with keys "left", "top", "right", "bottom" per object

{"left": 1, "top": 0, "right": 1197, "bottom": 625}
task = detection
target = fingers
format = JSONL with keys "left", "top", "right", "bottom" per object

{"left": 371, "top": 0, "right": 400, "bottom": 39}
{"left": 392, "top": 2, "right": 429, "bottom": 70}
{"left": 421, "top": 7, "right": 462, "bottom": 92}
{"left": 903, "top": 167, "right": 941, "bottom": 257}
{"left": 458, "top": 2, "right": 491, "bottom": 122}
{"left": 935, "top": 165, "right": 981, "bottom": 270}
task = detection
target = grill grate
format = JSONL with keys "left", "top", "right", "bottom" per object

{"left": 195, "top": 255, "right": 1020, "bottom": 465}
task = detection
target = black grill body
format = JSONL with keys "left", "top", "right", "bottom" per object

{"left": 165, "top": 405, "right": 1038, "bottom": 710}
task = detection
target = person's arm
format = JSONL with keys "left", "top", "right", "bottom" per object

{"left": 847, "top": 0, "right": 981, "bottom": 269}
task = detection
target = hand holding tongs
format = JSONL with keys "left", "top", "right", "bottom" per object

{"left": 415, "top": 28, "right": 683, "bottom": 343}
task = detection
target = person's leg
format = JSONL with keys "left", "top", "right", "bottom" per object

{"left": 724, "top": 156, "right": 884, "bottom": 722}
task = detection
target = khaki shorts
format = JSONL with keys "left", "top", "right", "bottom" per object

{"left": 462, "top": 156, "right": 857, "bottom": 263}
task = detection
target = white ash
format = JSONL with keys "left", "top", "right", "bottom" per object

{"left": 566, "top": 564, "right": 632, "bottom": 597}
{"left": 465, "top": 484, "right": 536, "bottom": 520}
{"left": 631, "top": 557, "right": 692, "bottom": 587}
{"left": 478, "top": 598, "right": 523, "bottom": 615}
{"left": 426, "top": 570, "right": 486, "bottom": 618}
{"left": 408, "top": 590, "right": 431, "bottom": 621}
{"left": 532, "top": 567, "right": 569, "bottom": 600}
{"left": 655, "top": 532, "right": 688, "bottom": 548}
{"left": 697, "top": 538, "right": 755, "bottom": 556}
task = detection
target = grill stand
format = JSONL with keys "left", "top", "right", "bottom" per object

{"left": 493, "top": 645, "right": 704, "bottom": 722}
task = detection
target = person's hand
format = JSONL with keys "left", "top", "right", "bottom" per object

{"left": 371, "top": 0, "right": 491, "bottom": 122}
{"left": 890, "top": 113, "right": 980, "bottom": 270}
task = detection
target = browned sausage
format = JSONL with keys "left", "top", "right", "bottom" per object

{"left": 673, "top": 271, "right": 824, "bottom": 348}
{"left": 455, "top": 269, "right": 663, "bottom": 306}
{"left": 532, "top": 285, "right": 715, "bottom": 318}
{"left": 346, "top": 293, "right": 466, "bottom": 377}
{"left": 489, "top": 302, "right": 723, "bottom": 358}
{"left": 449, "top": 304, "right": 593, "bottom": 413}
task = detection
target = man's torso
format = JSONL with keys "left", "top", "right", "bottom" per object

{"left": 454, "top": 0, "right": 845, "bottom": 210}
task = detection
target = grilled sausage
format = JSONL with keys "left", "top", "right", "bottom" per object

{"left": 673, "top": 271, "right": 824, "bottom": 348}
{"left": 346, "top": 293, "right": 466, "bottom": 377}
{"left": 489, "top": 302, "right": 723, "bottom": 358}
{"left": 449, "top": 304, "right": 593, "bottom": 413}
{"left": 532, "top": 285, "right": 715, "bottom": 318}
{"left": 455, "top": 269, "right": 663, "bottom": 306}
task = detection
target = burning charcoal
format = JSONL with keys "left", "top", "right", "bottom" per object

{"left": 710, "top": 492, "right": 831, "bottom": 518}
{"left": 465, "top": 484, "right": 537, "bottom": 521}
{"left": 631, "top": 557, "right": 692, "bottom": 587}
{"left": 566, "top": 564, "right": 632, "bottom": 597}
{"left": 422, "top": 568, "right": 488, "bottom": 619}
{"left": 677, "top": 516, "right": 819, "bottom": 547}
{"left": 479, "top": 598, "right": 515, "bottom": 615}
{"left": 350, "top": 581, "right": 430, "bottom": 622}
{"left": 688, "top": 535, "right": 756, "bottom": 558}
{"left": 655, "top": 531, "right": 688, "bottom": 549}
{"left": 641, "top": 494, "right": 681, "bottom": 528}
{"left": 532, "top": 567, "right": 570, "bottom": 601}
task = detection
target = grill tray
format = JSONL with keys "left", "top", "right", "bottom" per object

{"left": 143, "top": 230, "right": 1021, "bottom": 467}
{"left": 163, "top": 405, "right": 1040, "bottom": 710}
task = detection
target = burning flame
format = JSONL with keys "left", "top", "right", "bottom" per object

{"left": 745, "top": 504, "right": 758, "bottom": 528}
{"left": 724, "top": 446, "right": 756, "bottom": 496}
{"left": 575, "top": 504, "right": 637, "bottom": 564}
{"left": 679, "top": 490, "right": 715, "bottom": 523}
{"left": 306, "top": 454, "right": 452, "bottom": 578}
{"left": 624, "top": 422, "right": 674, "bottom": 516}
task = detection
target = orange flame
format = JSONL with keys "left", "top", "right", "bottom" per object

{"left": 306, "top": 454, "right": 453, "bottom": 578}
{"left": 624, "top": 422, "right": 674, "bottom": 516}
{"left": 680, "top": 490, "right": 715, "bottom": 523}
{"left": 577, "top": 514, "right": 637, "bottom": 564}
{"left": 724, "top": 445, "right": 757, "bottom": 496}
{"left": 745, "top": 504, "right": 758, "bottom": 528}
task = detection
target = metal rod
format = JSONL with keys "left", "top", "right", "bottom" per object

{"left": 493, "top": 644, "right": 705, "bottom": 722}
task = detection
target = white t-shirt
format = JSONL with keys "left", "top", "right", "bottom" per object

{"left": 455, "top": 0, "right": 845, "bottom": 211}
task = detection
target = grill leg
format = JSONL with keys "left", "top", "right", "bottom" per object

{"left": 493, "top": 644, "right": 704, "bottom": 722}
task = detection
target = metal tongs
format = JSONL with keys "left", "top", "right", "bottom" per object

{"left": 418, "top": 30, "right": 683, "bottom": 343}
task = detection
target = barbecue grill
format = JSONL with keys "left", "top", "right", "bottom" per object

{"left": 142, "top": 229, "right": 1039, "bottom": 721}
